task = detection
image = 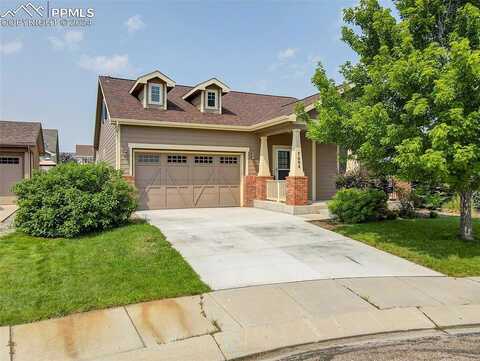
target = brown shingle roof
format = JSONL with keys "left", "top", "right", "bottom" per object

{"left": 0, "top": 120, "right": 44, "bottom": 152}
{"left": 76, "top": 144, "right": 94, "bottom": 157}
{"left": 100, "top": 76, "right": 303, "bottom": 126}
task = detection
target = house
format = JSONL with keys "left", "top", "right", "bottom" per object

{"left": 93, "top": 70, "right": 338, "bottom": 210}
{"left": 75, "top": 144, "right": 95, "bottom": 164}
{"left": 39, "top": 129, "right": 60, "bottom": 170}
{"left": 0, "top": 120, "right": 45, "bottom": 204}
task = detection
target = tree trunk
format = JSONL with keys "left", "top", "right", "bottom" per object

{"left": 459, "top": 190, "right": 474, "bottom": 241}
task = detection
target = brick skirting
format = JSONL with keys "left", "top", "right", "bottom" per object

{"left": 123, "top": 175, "right": 135, "bottom": 186}
{"left": 255, "top": 176, "right": 273, "bottom": 201}
{"left": 243, "top": 175, "right": 257, "bottom": 207}
{"left": 286, "top": 176, "right": 308, "bottom": 206}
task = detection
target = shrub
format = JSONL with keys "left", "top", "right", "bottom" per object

{"left": 335, "top": 170, "right": 390, "bottom": 193}
{"left": 14, "top": 162, "right": 137, "bottom": 238}
{"left": 411, "top": 183, "right": 453, "bottom": 210}
{"left": 328, "top": 188, "right": 389, "bottom": 223}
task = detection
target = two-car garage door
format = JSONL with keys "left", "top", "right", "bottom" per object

{"left": 135, "top": 152, "right": 241, "bottom": 210}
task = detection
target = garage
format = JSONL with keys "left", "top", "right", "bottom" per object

{"left": 0, "top": 154, "right": 23, "bottom": 201}
{"left": 135, "top": 152, "right": 241, "bottom": 210}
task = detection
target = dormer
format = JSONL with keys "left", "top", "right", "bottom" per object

{"left": 182, "top": 78, "right": 230, "bottom": 114}
{"left": 129, "top": 70, "right": 176, "bottom": 110}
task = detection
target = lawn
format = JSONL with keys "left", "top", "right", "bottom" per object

{"left": 0, "top": 221, "right": 210, "bottom": 326}
{"left": 320, "top": 216, "right": 480, "bottom": 277}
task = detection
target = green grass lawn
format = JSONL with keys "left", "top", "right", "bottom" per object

{"left": 0, "top": 221, "right": 210, "bottom": 326}
{"left": 326, "top": 216, "right": 480, "bottom": 277}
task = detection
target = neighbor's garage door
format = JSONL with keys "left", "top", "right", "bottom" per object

{"left": 0, "top": 154, "right": 23, "bottom": 204}
{"left": 135, "top": 152, "right": 241, "bottom": 210}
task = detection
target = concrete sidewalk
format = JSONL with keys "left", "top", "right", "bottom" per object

{"left": 4, "top": 276, "right": 480, "bottom": 361}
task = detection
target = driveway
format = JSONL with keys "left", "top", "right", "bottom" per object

{"left": 140, "top": 208, "right": 440, "bottom": 289}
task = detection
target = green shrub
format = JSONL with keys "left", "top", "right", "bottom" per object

{"left": 411, "top": 184, "right": 453, "bottom": 210}
{"left": 335, "top": 170, "right": 390, "bottom": 193}
{"left": 328, "top": 188, "right": 390, "bottom": 223}
{"left": 14, "top": 163, "right": 137, "bottom": 238}
{"left": 473, "top": 191, "right": 480, "bottom": 210}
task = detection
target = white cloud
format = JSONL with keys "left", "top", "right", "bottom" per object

{"left": 277, "top": 48, "right": 297, "bottom": 61}
{"left": 0, "top": 40, "right": 23, "bottom": 55}
{"left": 48, "top": 30, "right": 83, "bottom": 50}
{"left": 78, "top": 54, "right": 130, "bottom": 75}
{"left": 125, "top": 15, "right": 145, "bottom": 33}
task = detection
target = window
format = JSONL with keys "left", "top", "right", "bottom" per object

{"left": 138, "top": 154, "right": 160, "bottom": 163}
{"left": 220, "top": 156, "right": 238, "bottom": 164}
{"left": 194, "top": 156, "right": 213, "bottom": 164}
{"left": 206, "top": 90, "right": 217, "bottom": 108}
{"left": 149, "top": 83, "right": 163, "bottom": 105}
{"left": 0, "top": 157, "right": 19, "bottom": 164}
{"left": 167, "top": 155, "right": 187, "bottom": 163}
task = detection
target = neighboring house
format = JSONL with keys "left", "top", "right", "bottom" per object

{"left": 0, "top": 120, "right": 45, "bottom": 204}
{"left": 39, "top": 129, "right": 60, "bottom": 171}
{"left": 75, "top": 145, "right": 95, "bottom": 164}
{"left": 94, "top": 70, "right": 338, "bottom": 210}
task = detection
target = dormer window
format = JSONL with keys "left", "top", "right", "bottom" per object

{"left": 149, "top": 83, "right": 163, "bottom": 105}
{"left": 206, "top": 90, "right": 218, "bottom": 109}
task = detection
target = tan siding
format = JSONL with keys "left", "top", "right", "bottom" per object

{"left": 120, "top": 126, "right": 260, "bottom": 175}
{"left": 97, "top": 118, "right": 117, "bottom": 168}
{"left": 316, "top": 144, "right": 338, "bottom": 200}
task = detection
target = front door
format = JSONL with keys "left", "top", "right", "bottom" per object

{"left": 276, "top": 149, "right": 290, "bottom": 180}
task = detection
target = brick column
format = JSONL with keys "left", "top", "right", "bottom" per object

{"left": 286, "top": 176, "right": 308, "bottom": 206}
{"left": 256, "top": 176, "right": 273, "bottom": 201}
{"left": 123, "top": 175, "right": 135, "bottom": 186}
{"left": 243, "top": 175, "right": 257, "bottom": 207}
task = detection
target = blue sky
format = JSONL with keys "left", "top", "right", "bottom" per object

{"left": 0, "top": 0, "right": 372, "bottom": 152}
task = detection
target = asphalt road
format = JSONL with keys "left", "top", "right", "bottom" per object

{"left": 276, "top": 334, "right": 480, "bottom": 361}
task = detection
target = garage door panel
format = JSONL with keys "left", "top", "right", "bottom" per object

{"left": 192, "top": 166, "right": 217, "bottom": 185}
{"left": 138, "top": 186, "right": 166, "bottom": 210}
{"left": 219, "top": 186, "right": 240, "bottom": 207}
{"left": 165, "top": 166, "right": 190, "bottom": 186}
{"left": 166, "top": 186, "right": 194, "bottom": 209}
{"left": 194, "top": 185, "right": 219, "bottom": 208}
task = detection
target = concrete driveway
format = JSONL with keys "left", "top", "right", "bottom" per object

{"left": 140, "top": 208, "right": 440, "bottom": 289}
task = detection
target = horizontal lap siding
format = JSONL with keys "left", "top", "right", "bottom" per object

{"left": 97, "top": 120, "right": 117, "bottom": 167}
{"left": 120, "top": 125, "right": 260, "bottom": 175}
{"left": 316, "top": 144, "right": 338, "bottom": 200}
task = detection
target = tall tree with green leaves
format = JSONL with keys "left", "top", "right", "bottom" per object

{"left": 300, "top": 0, "right": 480, "bottom": 240}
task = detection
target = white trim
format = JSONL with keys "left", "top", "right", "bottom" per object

{"left": 113, "top": 113, "right": 296, "bottom": 132}
{"left": 182, "top": 78, "right": 230, "bottom": 100}
{"left": 115, "top": 123, "right": 121, "bottom": 170}
{"left": 312, "top": 140, "right": 316, "bottom": 201}
{"left": 205, "top": 89, "right": 218, "bottom": 109}
{"left": 148, "top": 83, "right": 163, "bottom": 105}
{"left": 129, "top": 70, "right": 176, "bottom": 94}
{"left": 130, "top": 143, "right": 248, "bottom": 207}
{"left": 272, "top": 145, "right": 291, "bottom": 180}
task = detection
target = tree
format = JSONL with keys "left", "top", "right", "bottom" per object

{"left": 300, "top": 0, "right": 480, "bottom": 240}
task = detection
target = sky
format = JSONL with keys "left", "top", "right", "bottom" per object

{"left": 0, "top": 0, "right": 384, "bottom": 152}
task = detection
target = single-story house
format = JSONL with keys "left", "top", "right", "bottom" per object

{"left": 75, "top": 144, "right": 95, "bottom": 164}
{"left": 0, "top": 120, "right": 45, "bottom": 204}
{"left": 39, "top": 128, "right": 60, "bottom": 171}
{"left": 93, "top": 70, "right": 338, "bottom": 210}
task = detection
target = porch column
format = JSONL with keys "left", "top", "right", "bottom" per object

{"left": 289, "top": 129, "right": 304, "bottom": 176}
{"left": 258, "top": 136, "right": 271, "bottom": 177}
{"left": 286, "top": 129, "right": 308, "bottom": 206}
{"left": 256, "top": 135, "right": 273, "bottom": 200}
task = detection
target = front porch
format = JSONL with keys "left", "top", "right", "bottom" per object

{"left": 244, "top": 123, "right": 338, "bottom": 212}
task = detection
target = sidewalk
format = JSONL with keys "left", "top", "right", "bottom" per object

{"left": 3, "top": 276, "right": 480, "bottom": 361}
